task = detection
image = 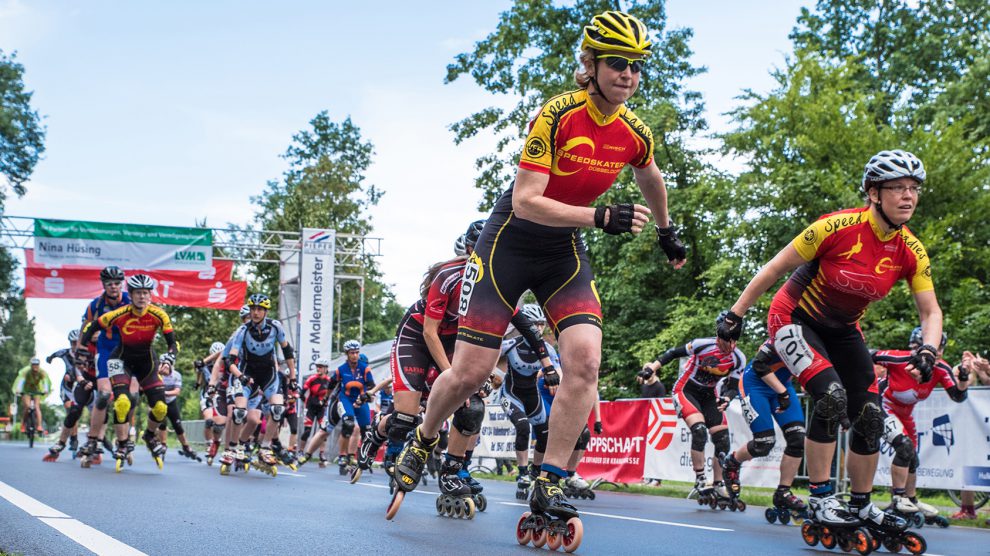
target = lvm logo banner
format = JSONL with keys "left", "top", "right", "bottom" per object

{"left": 298, "top": 228, "right": 335, "bottom": 374}
{"left": 33, "top": 218, "right": 212, "bottom": 270}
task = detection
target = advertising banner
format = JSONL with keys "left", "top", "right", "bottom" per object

{"left": 33, "top": 219, "right": 212, "bottom": 270}
{"left": 473, "top": 401, "right": 519, "bottom": 460}
{"left": 297, "top": 228, "right": 335, "bottom": 374}
{"left": 24, "top": 264, "right": 247, "bottom": 310}
{"left": 24, "top": 249, "right": 232, "bottom": 279}
{"left": 577, "top": 399, "right": 647, "bottom": 483}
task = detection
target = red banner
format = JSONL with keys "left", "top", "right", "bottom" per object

{"left": 577, "top": 399, "right": 647, "bottom": 483}
{"left": 24, "top": 255, "right": 247, "bottom": 310}
{"left": 25, "top": 249, "right": 234, "bottom": 280}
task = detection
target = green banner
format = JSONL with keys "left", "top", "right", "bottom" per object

{"left": 35, "top": 219, "right": 211, "bottom": 246}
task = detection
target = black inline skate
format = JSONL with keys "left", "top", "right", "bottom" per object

{"left": 691, "top": 475, "right": 716, "bottom": 506}
{"left": 855, "top": 501, "right": 926, "bottom": 555}
{"left": 516, "top": 476, "right": 583, "bottom": 553}
{"left": 457, "top": 463, "right": 487, "bottom": 511}
{"left": 801, "top": 495, "right": 875, "bottom": 555}
{"left": 385, "top": 428, "right": 438, "bottom": 520}
{"left": 351, "top": 427, "right": 386, "bottom": 483}
{"left": 43, "top": 441, "right": 66, "bottom": 462}
{"left": 142, "top": 430, "right": 166, "bottom": 470}
{"left": 252, "top": 447, "right": 279, "bottom": 477}
{"left": 435, "top": 458, "right": 477, "bottom": 519}
{"left": 766, "top": 488, "right": 810, "bottom": 524}
{"left": 887, "top": 495, "right": 949, "bottom": 529}
{"left": 516, "top": 472, "right": 534, "bottom": 500}
{"left": 562, "top": 473, "right": 596, "bottom": 500}
{"left": 709, "top": 481, "right": 745, "bottom": 511}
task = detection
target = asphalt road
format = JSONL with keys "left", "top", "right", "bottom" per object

{"left": 1, "top": 441, "right": 987, "bottom": 555}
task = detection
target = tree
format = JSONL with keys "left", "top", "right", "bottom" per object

{"left": 446, "top": 0, "right": 729, "bottom": 396}
{"left": 0, "top": 50, "right": 46, "bottom": 199}
{"left": 250, "top": 112, "right": 402, "bottom": 347}
{"left": 0, "top": 250, "right": 35, "bottom": 414}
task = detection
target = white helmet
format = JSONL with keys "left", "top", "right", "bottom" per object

{"left": 315, "top": 357, "right": 330, "bottom": 367}
{"left": 454, "top": 234, "right": 467, "bottom": 256}
{"left": 68, "top": 329, "right": 80, "bottom": 344}
{"left": 862, "top": 150, "right": 926, "bottom": 189}
{"left": 343, "top": 339, "right": 361, "bottom": 352}
{"left": 239, "top": 304, "right": 251, "bottom": 319}
{"left": 520, "top": 303, "right": 546, "bottom": 324}
{"left": 209, "top": 341, "right": 225, "bottom": 355}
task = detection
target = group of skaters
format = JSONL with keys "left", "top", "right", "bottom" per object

{"left": 16, "top": 9, "right": 980, "bottom": 554}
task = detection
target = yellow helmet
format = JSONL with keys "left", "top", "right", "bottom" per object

{"left": 582, "top": 10, "right": 652, "bottom": 56}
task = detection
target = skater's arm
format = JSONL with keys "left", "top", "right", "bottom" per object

{"left": 422, "top": 315, "right": 452, "bottom": 372}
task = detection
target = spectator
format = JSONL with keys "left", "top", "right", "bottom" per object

{"left": 637, "top": 363, "right": 667, "bottom": 398}
{"left": 951, "top": 351, "right": 990, "bottom": 521}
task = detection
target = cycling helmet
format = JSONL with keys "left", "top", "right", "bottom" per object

{"left": 863, "top": 150, "right": 926, "bottom": 189}
{"left": 520, "top": 303, "right": 546, "bottom": 324}
{"left": 247, "top": 293, "right": 271, "bottom": 310}
{"left": 126, "top": 274, "right": 156, "bottom": 292}
{"left": 68, "top": 329, "right": 80, "bottom": 344}
{"left": 315, "top": 357, "right": 330, "bottom": 367}
{"left": 239, "top": 304, "right": 251, "bottom": 319}
{"left": 464, "top": 220, "right": 485, "bottom": 250}
{"left": 454, "top": 234, "right": 467, "bottom": 256}
{"left": 30, "top": 357, "right": 40, "bottom": 365}
{"left": 908, "top": 326, "right": 947, "bottom": 351}
{"left": 343, "top": 339, "right": 361, "bottom": 352}
{"left": 100, "top": 265, "right": 125, "bottom": 283}
{"left": 581, "top": 10, "right": 652, "bottom": 56}
{"left": 209, "top": 341, "right": 225, "bottom": 355}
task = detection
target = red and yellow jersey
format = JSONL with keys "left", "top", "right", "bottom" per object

{"left": 95, "top": 304, "right": 173, "bottom": 353}
{"left": 873, "top": 349, "right": 956, "bottom": 407}
{"left": 517, "top": 89, "right": 654, "bottom": 207}
{"left": 771, "top": 207, "right": 933, "bottom": 328}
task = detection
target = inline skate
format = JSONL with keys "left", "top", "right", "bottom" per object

{"left": 562, "top": 473, "right": 596, "bottom": 500}
{"left": 435, "top": 458, "right": 477, "bottom": 519}
{"left": 765, "top": 488, "right": 810, "bottom": 524}
{"left": 43, "top": 441, "right": 66, "bottom": 462}
{"left": 800, "top": 495, "right": 875, "bottom": 555}
{"left": 516, "top": 476, "right": 583, "bottom": 553}
{"left": 856, "top": 501, "right": 926, "bottom": 555}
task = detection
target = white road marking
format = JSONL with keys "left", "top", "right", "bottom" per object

{"left": 348, "top": 481, "right": 440, "bottom": 495}
{"left": 281, "top": 472, "right": 307, "bottom": 478}
{"left": 499, "top": 502, "right": 734, "bottom": 532}
{"left": 0, "top": 480, "right": 148, "bottom": 555}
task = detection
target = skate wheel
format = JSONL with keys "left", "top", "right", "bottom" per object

{"left": 902, "top": 531, "right": 926, "bottom": 555}
{"left": 435, "top": 496, "right": 445, "bottom": 515}
{"left": 463, "top": 496, "right": 476, "bottom": 519}
{"left": 207, "top": 458, "right": 213, "bottom": 466}
{"left": 475, "top": 494, "right": 487, "bottom": 512}
{"left": 820, "top": 526, "right": 836, "bottom": 549}
{"left": 765, "top": 508, "right": 778, "bottom": 524}
{"left": 270, "top": 466, "right": 277, "bottom": 477}
{"left": 562, "top": 517, "right": 583, "bottom": 553}
{"left": 801, "top": 521, "right": 819, "bottom": 546}
{"left": 778, "top": 509, "right": 789, "bottom": 525}
{"left": 935, "top": 516, "right": 949, "bottom": 528}
{"left": 347, "top": 466, "right": 361, "bottom": 483}
{"left": 547, "top": 530, "right": 562, "bottom": 551}
{"left": 718, "top": 500, "right": 728, "bottom": 510}
{"left": 882, "top": 537, "right": 900, "bottom": 553}
{"left": 736, "top": 500, "right": 746, "bottom": 512}
{"left": 115, "top": 459, "right": 123, "bottom": 473}
{"left": 852, "top": 529, "right": 872, "bottom": 555}
{"left": 155, "top": 457, "right": 163, "bottom": 470}
{"left": 912, "top": 513, "right": 925, "bottom": 528}
{"left": 708, "top": 497, "right": 718, "bottom": 510}
{"left": 729, "top": 500, "right": 737, "bottom": 512}
{"left": 516, "top": 512, "right": 533, "bottom": 545}
{"left": 386, "top": 490, "right": 405, "bottom": 520}
{"left": 220, "top": 464, "right": 229, "bottom": 475}
{"left": 588, "top": 491, "right": 595, "bottom": 500}
{"left": 531, "top": 515, "right": 548, "bottom": 548}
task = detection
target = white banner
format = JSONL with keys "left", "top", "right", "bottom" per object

{"left": 297, "top": 228, "right": 335, "bottom": 375}
{"left": 643, "top": 397, "right": 786, "bottom": 488}
{"left": 876, "top": 388, "right": 990, "bottom": 491}
{"left": 473, "top": 401, "right": 518, "bottom": 460}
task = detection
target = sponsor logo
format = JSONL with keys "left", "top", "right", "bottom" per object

{"left": 930, "top": 414, "right": 953, "bottom": 455}
{"left": 551, "top": 136, "right": 625, "bottom": 177}
{"left": 803, "top": 229, "right": 817, "bottom": 245}
{"left": 44, "top": 271, "right": 65, "bottom": 294}
{"left": 874, "top": 257, "right": 903, "bottom": 275}
{"left": 175, "top": 250, "right": 206, "bottom": 262}
{"left": 121, "top": 318, "right": 156, "bottom": 336}
{"left": 834, "top": 269, "right": 880, "bottom": 300}
{"left": 647, "top": 398, "right": 678, "bottom": 450}
{"left": 602, "top": 143, "right": 627, "bottom": 152}
{"left": 304, "top": 230, "right": 334, "bottom": 252}
{"left": 823, "top": 213, "right": 862, "bottom": 233}
{"left": 525, "top": 137, "right": 547, "bottom": 159}
{"left": 837, "top": 234, "right": 863, "bottom": 260}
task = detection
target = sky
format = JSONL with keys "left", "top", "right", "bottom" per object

{"left": 0, "top": 0, "right": 808, "bottom": 388}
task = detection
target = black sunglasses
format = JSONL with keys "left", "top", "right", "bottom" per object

{"left": 600, "top": 55, "right": 645, "bottom": 74}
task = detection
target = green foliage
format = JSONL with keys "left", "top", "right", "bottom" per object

{"left": 249, "top": 112, "right": 401, "bottom": 346}
{"left": 0, "top": 49, "right": 46, "bottom": 198}
{"left": 0, "top": 250, "right": 35, "bottom": 415}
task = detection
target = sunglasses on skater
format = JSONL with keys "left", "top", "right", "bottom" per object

{"left": 600, "top": 55, "right": 645, "bottom": 74}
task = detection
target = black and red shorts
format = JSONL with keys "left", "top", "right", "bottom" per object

{"left": 674, "top": 380, "right": 726, "bottom": 428}
{"left": 390, "top": 309, "right": 455, "bottom": 394}
{"left": 458, "top": 212, "right": 602, "bottom": 349}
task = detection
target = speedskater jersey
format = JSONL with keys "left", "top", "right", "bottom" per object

{"left": 161, "top": 370, "right": 182, "bottom": 403}
{"left": 500, "top": 336, "right": 560, "bottom": 380}
{"left": 334, "top": 361, "right": 374, "bottom": 401}
{"left": 672, "top": 338, "right": 745, "bottom": 390}
{"left": 82, "top": 292, "right": 130, "bottom": 350}
{"left": 873, "top": 349, "right": 956, "bottom": 407}
{"left": 408, "top": 260, "right": 464, "bottom": 336}
{"left": 230, "top": 318, "right": 286, "bottom": 367}
{"left": 773, "top": 207, "right": 933, "bottom": 328}
{"left": 89, "top": 303, "right": 175, "bottom": 355}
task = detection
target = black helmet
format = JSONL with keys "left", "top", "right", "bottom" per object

{"left": 100, "top": 266, "right": 125, "bottom": 283}
{"left": 908, "top": 326, "right": 947, "bottom": 351}
{"left": 464, "top": 220, "right": 485, "bottom": 250}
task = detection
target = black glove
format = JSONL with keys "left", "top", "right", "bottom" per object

{"left": 594, "top": 204, "right": 635, "bottom": 235}
{"left": 717, "top": 396, "right": 731, "bottom": 412}
{"left": 194, "top": 358, "right": 204, "bottom": 368}
{"left": 958, "top": 364, "right": 971, "bottom": 383}
{"left": 288, "top": 381, "right": 300, "bottom": 393}
{"left": 716, "top": 310, "right": 744, "bottom": 342}
{"left": 655, "top": 223, "right": 687, "bottom": 262}
{"left": 594, "top": 421, "right": 603, "bottom": 435}
{"left": 46, "top": 355, "right": 54, "bottom": 363}
{"left": 542, "top": 366, "right": 561, "bottom": 388}
{"left": 910, "top": 344, "right": 937, "bottom": 383}
{"left": 775, "top": 391, "right": 791, "bottom": 413}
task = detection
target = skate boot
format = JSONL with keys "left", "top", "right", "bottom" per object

{"left": 889, "top": 494, "right": 924, "bottom": 527}
{"left": 720, "top": 453, "right": 742, "bottom": 496}
{"left": 234, "top": 444, "right": 251, "bottom": 472}
{"left": 913, "top": 498, "right": 948, "bottom": 528}
{"left": 435, "top": 458, "right": 477, "bottom": 519}
{"left": 113, "top": 441, "right": 129, "bottom": 473}
{"left": 766, "top": 488, "right": 809, "bottom": 524}
{"left": 218, "top": 448, "right": 236, "bottom": 475}
{"left": 43, "top": 441, "right": 66, "bottom": 462}
{"left": 564, "top": 473, "right": 595, "bottom": 500}
{"left": 457, "top": 464, "right": 487, "bottom": 511}
{"left": 709, "top": 481, "right": 744, "bottom": 511}
{"left": 179, "top": 445, "right": 201, "bottom": 462}
{"left": 692, "top": 475, "right": 715, "bottom": 506}
{"left": 516, "top": 473, "right": 533, "bottom": 500}
{"left": 337, "top": 454, "right": 349, "bottom": 475}
{"left": 516, "top": 475, "right": 583, "bottom": 552}
{"left": 296, "top": 452, "right": 313, "bottom": 467}
{"left": 77, "top": 439, "right": 93, "bottom": 468}
{"left": 352, "top": 427, "right": 386, "bottom": 483}
{"left": 206, "top": 439, "right": 220, "bottom": 466}
{"left": 252, "top": 447, "right": 279, "bottom": 476}
{"left": 124, "top": 439, "right": 136, "bottom": 465}
{"left": 142, "top": 430, "right": 166, "bottom": 469}
{"left": 69, "top": 435, "right": 79, "bottom": 453}
{"left": 801, "top": 495, "right": 873, "bottom": 553}
{"left": 853, "top": 501, "right": 927, "bottom": 553}
{"left": 385, "top": 428, "right": 439, "bottom": 520}
{"left": 318, "top": 451, "right": 328, "bottom": 468}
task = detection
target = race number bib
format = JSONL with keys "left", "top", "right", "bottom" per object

{"left": 774, "top": 325, "right": 814, "bottom": 376}
{"left": 107, "top": 359, "right": 125, "bottom": 378}
{"left": 883, "top": 414, "right": 904, "bottom": 443}
{"left": 740, "top": 395, "right": 759, "bottom": 425}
